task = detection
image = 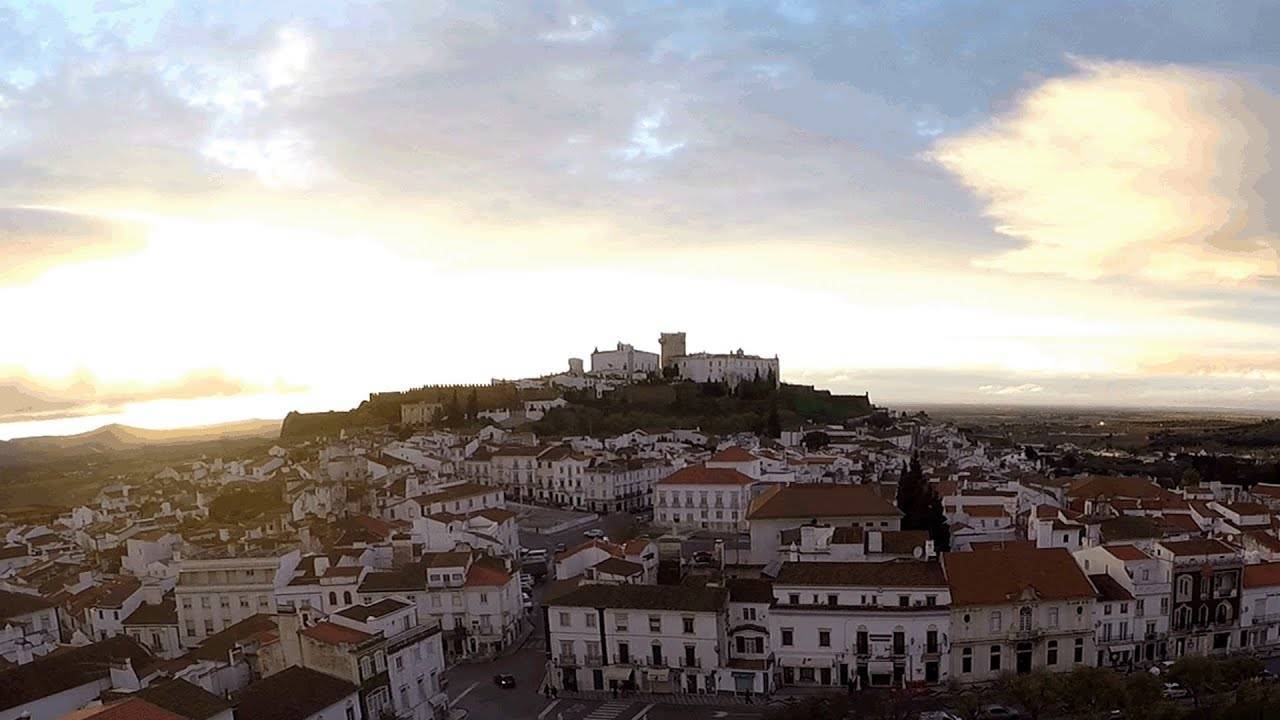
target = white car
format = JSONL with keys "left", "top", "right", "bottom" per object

{"left": 1162, "top": 683, "right": 1190, "bottom": 699}
{"left": 919, "top": 712, "right": 962, "bottom": 720}
{"left": 584, "top": 529, "right": 605, "bottom": 539}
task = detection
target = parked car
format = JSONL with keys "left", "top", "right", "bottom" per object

{"left": 919, "top": 712, "right": 962, "bottom": 720}
{"left": 584, "top": 529, "right": 605, "bottom": 539}
{"left": 520, "top": 572, "right": 534, "bottom": 587}
{"left": 1162, "top": 682, "right": 1190, "bottom": 699}
{"left": 522, "top": 596, "right": 535, "bottom": 611}
{"left": 978, "top": 705, "right": 1020, "bottom": 720}
{"left": 554, "top": 543, "right": 567, "bottom": 552}
{"left": 493, "top": 674, "right": 517, "bottom": 689}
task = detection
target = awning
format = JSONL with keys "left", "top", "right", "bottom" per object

{"left": 604, "top": 666, "right": 634, "bottom": 682}
{"left": 868, "top": 661, "right": 895, "bottom": 675}
{"left": 645, "top": 668, "right": 671, "bottom": 681}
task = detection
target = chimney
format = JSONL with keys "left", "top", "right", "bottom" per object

{"left": 109, "top": 657, "right": 141, "bottom": 692}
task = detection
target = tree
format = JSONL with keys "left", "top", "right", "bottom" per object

{"left": 896, "top": 455, "right": 950, "bottom": 551}
{"left": 1059, "top": 666, "right": 1125, "bottom": 719}
{"left": 766, "top": 403, "right": 782, "bottom": 439}
{"left": 466, "top": 388, "right": 479, "bottom": 421}
{"left": 1168, "top": 654, "right": 1221, "bottom": 710}
{"left": 946, "top": 681, "right": 992, "bottom": 720}
{"left": 995, "top": 670, "right": 1061, "bottom": 720}
{"left": 803, "top": 431, "right": 830, "bottom": 451}
{"left": 1120, "top": 671, "right": 1167, "bottom": 720}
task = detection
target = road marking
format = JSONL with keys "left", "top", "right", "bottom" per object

{"left": 537, "top": 699, "right": 561, "bottom": 720}
{"left": 449, "top": 681, "right": 479, "bottom": 707}
{"left": 624, "top": 702, "right": 655, "bottom": 720}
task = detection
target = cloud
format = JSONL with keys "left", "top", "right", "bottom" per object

{"left": 0, "top": 370, "right": 302, "bottom": 424}
{"left": 979, "top": 383, "right": 1045, "bottom": 396}
{"left": 0, "top": 207, "right": 147, "bottom": 285}
{"left": 931, "top": 59, "right": 1280, "bottom": 283}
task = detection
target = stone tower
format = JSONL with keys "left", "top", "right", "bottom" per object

{"left": 659, "top": 331, "right": 687, "bottom": 369}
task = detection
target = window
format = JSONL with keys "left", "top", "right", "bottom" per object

{"left": 926, "top": 629, "right": 938, "bottom": 653}
{"left": 1104, "top": 603, "right": 1112, "bottom": 616}
{"left": 1135, "top": 599, "right": 1144, "bottom": 617}
{"left": 743, "top": 607, "right": 757, "bottom": 621}
{"left": 926, "top": 595, "right": 937, "bottom": 607}
{"left": 1047, "top": 640, "right": 1058, "bottom": 666}
{"left": 737, "top": 636, "right": 746, "bottom": 653}
{"left": 343, "top": 591, "right": 352, "bottom": 605}
{"left": 990, "top": 611, "right": 1002, "bottom": 633}
{"left": 899, "top": 595, "right": 909, "bottom": 607}
{"left": 789, "top": 593, "right": 800, "bottom": 605}
{"left": 586, "top": 613, "right": 597, "bottom": 628}
{"left": 617, "top": 642, "right": 630, "bottom": 663}
{"left": 781, "top": 628, "right": 794, "bottom": 646}
{"left": 616, "top": 613, "right": 628, "bottom": 631}
{"left": 649, "top": 616, "right": 661, "bottom": 633}
{"left": 961, "top": 647, "right": 972, "bottom": 673}
{"left": 827, "top": 594, "right": 838, "bottom": 606}
{"left": 1177, "top": 575, "right": 1193, "bottom": 602}
{"left": 682, "top": 617, "right": 695, "bottom": 634}
{"left": 480, "top": 593, "right": 489, "bottom": 603}
{"left": 1074, "top": 638, "right": 1083, "bottom": 663}
{"left": 1161, "top": 597, "right": 1169, "bottom": 615}
{"left": 395, "top": 655, "right": 403, "bottom": 671}
{"left": 1047, "top": 607, "right": 1059, "bottom": 628}
{"left": 989, "top": 645, "right": 1001, "bottom": 672}
{"left": 856, "top": 630, "right": 868, "bottom": 655}
{"left": 893, "top": 630, "right": 905, "bottom": 655}
{"left": 818, "top": 629, "right": 831, "bottom": 647}
{"left": 558, "top": 612, "right": 570, "bottom": 627}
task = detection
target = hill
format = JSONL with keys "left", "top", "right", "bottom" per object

{"left": 0, "top": 419, "right": 280, "bottom": 464}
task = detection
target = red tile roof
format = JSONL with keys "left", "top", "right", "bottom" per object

{"left": 75, "top": 698, "right": 186, "bottom": 720}
{"left": 464, "top": 557, "right": 511, "bottom": 587}
{"left": 1245, "top": 562, "right": 1280, "bottom": 589}
{"left": 656, "top": 465, "right": 754, "bottom": 486}
{"left": 943, "top": 547, "right": 1096, "bottom": 606}
{"left": 300, "top": 621, "right": 375, "bottom": 646}
{"left": 709, "top": 447, "right": 757, "bottom": 463}
{"left": 1104, "top": 544, "right": 1149, "bottom": 561}
{"left": 747, "top": 484, "right": 900, "bottom": 520}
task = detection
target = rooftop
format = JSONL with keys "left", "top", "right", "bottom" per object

{"left": 748, "top": 484, "right": 900, "bottom": 520}
{"left": 551, "top": 583, "right": 727, "bottom": 613}
{"left": 656, "top": 466, "right": 754, "bottom": 486}
{"left": 943, "top": 547, "right": 1096, "bottom": 606}
{"left": 775, "top": 560, "right": 946, "bottom": 588}
{"left": 235, "top": 666, "right": 357, "bottom": 720}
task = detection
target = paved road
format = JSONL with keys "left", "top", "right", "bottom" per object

{"left": 518, "top": 512, "right": 638, "bottom": 554}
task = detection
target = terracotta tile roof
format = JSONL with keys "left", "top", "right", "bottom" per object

{"left": 591, "top": 557, "right": 643, "bottom": 577}
{"left": 1244, "top": 562, "right": 1280, "bottom": 589}
{"left": 464, "top": 557, "right": 511, "bottom": 587}
{"left": 1157, "top": 514, "right": 1202, "bottom": 534}
{"left": 414, "top": 483, "right": 494, "bottom": 505}
{"left": 93, "top": 575, "right": 142, "bottom": 609}
{"left": 551, "top": 583, "right": 727, "bottom": 613}
{"left": 726, "top": 578, "right": 774, "bottom": 604}
{"left": 1089, "top": 573, "right": 1134, "bottom": 602}
{"left": 710, "top": 447, "right": 757, "bottom": 463}
{"left": 188, "top": 614, "right": 276, "bottom": 662}
{"left": 123, "top": 598, "right": 178, "bottom": 626}
{"left": 0, "top": 636, "right": 154, "bottom": 712}
{"left": 0, "top": 589, "right": 53, "bottom": 620}
{"left": 236, "top": 666, "right": 357, "bottom": 720}
{"left": 880, "top": 530, "right": 930, "bottom": 555}
{"left": 1159, "top": 538, "right": 1238, "bottom": 557}
{"left": 1098, "top": 515, "right": 1163, "bottom": 542}
{"left": 962, "top": 506, "right": 1008, "bottom": 518}
{"left": 747, "top": 484, "right": 901, "bottom": 520}
{"left": 1067, "top": 475, "right": 1173, "bottom": 501}
{"left": 300, "top": 621, "right": 375, "bottom": 646}
{"left": 968, "top": 540, "right": 1035, "bottom": 552}
{"left": 336, "top": 598, "right": 410, "bottom": 622}
{"left": 1246, "top": 530, "right": 1280, "bottom": 553}
{"left": 656, "top": 465, "right": 754, "bottom": 486}
{"left": 775, "top": 561, "right": 946, "bottom": 588}
{"left": 942, "top": 547, "right": 1096, "bottom": 606}
{"left": 70, "top": 698, "right": 186, "bottom": 720}
{"left": 1225, "top": 502, "right": 1270, "bottom": 516}
{"left": 130, "top": 678, "right": 231, "bottom": 720}
{"left": 1104, "top": 545, "right": 1150, "bottom": 562}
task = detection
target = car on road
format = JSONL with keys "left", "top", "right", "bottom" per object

{"left": 1162, "top": 682, "right": 1190, "bottom": 699}
{"left": 918, "top": 711, "right": 962, "bottom": 720}
{"left": 584, "top": 529, "right": 605, "bottom": 539}
{"left": 493, "top": 674, "right": 516, "bottom": 689}
{"left": 554, "top": 543, "right": 566, "bottom": 552}
{"left": 978, "top": 705, "right": 1020, "bottom": 720}
{"left": 520, "top": 572, "right": 534, "bottom": 587}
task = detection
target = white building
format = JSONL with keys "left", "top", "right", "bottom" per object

{"left": 175, "top": 547, "right": 302, "bottom": 647}
{"left": 943, "top": 547, "right": 1097, "bottom": 684}
{"left": 1074, "top": 544, "right": 1170, "bottom": 663}
{"left": 654, "top": 466, "right": 755, "bottom": 533}
{"left": 747, "top": 485, "right": 903, "bottom": 565}
{"left": 590, "top": 343, "right": 659, "bottom": 378}
{"left": 332, "top": 598, "right": 449, "bottom": 720}
{"left": 546, "top": 584, "right": 729, "bottom": 695}
{"left": 770, "top": 561, "right": 951, "bottom": 689}
{"left": 1241, "top": 562, "right": 1280, "bottom": 652}
{"left": 672, "top": 351, "right": 779, "bottom": 388}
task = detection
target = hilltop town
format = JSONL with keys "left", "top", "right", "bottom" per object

{"left": 3, "top": 334, "right": 1280, "bottom": 720}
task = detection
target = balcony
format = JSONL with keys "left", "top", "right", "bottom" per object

{"left": 1251, "top": 612, "right": 1280, "bottom": 626}
{"left": 1214, "top": 587, "right": 1237, "bottom": 599}
{"left": 680, "top": 658, "right": 702, "bottom": 669}
{"left": 584, "top": 654, "right": 604, "bottom": 667}
{"left": 1011, "top": 627, "right": 1043, "bottom": 640}
{"left": 556, "top": 654, "right": 578, "bottom": 666}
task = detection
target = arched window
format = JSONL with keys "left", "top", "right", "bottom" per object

{"left": 1217, "top": 601, "right": 1233, "bottom": 624}
{"left": 1177, "top": 575, "right": 1193, "bottom": 601}
{"left": 343, "top": 591, "right": 353, "bottom": 605}
{"left": 1019, "top": 606, "right": 1033, "bottom": 632}
{"left": 328, "top": 591, "right": 338, "bottom": 606}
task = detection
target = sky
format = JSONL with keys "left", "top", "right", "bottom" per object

{"left": 3, "top": 1, "right": 1280, "bottom": 438}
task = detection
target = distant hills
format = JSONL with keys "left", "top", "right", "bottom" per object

{"left": 0, "top": 419, "right": 281, "bottom": 465}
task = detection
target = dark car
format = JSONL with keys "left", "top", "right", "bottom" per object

{"left": 493, "top": 674, "right": 516, "bottom": 689}
{"left": 554, "top": 543, "right": 567, "bottom": 552}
